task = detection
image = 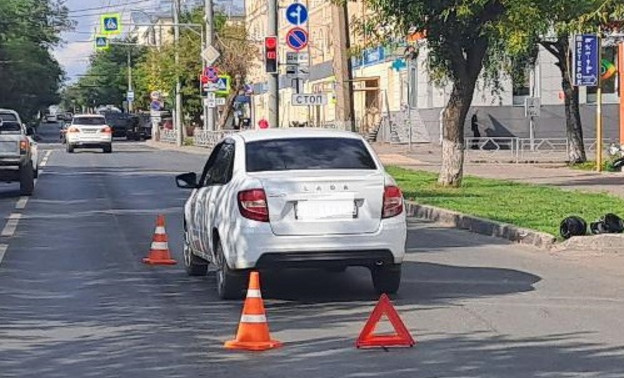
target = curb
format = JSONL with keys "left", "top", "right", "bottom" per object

{"left": 406, "top": 202, "right": 556, "bottom": 250}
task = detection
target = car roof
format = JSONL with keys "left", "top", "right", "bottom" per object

{"left": 73, "top": 114, "right": 105, "bottom": 118}
{"left": 0, "top": 109, "right": 19, "bottom": 115}
{"left": 235, "top": 128, "right": 363, "bottom": 143}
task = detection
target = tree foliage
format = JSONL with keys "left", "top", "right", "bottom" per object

{"left": 359, "top": 0, "right": 540, "bottom": 186}
{"left": 0, "top": 0, "right": 72, "bottom": 121}
{"left": 530, "top": 0, "right": 624, "bottom": 164}
{"left": 64, "top": 41, "right": 146, "bottom": 112}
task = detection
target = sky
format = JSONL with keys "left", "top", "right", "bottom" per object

{"left": 54, "top": 0, "right": 242, "bottom": 84}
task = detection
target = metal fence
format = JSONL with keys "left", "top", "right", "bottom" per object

{"left": 193, "top": 129, "right": 238, "bottom": 149}
{"left": 159, "top": 129, "right": 177, "bottom": 144}
{"left": 465, "top": 137, "right": 617, "bottom": 163}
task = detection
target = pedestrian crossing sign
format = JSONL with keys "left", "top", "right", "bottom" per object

{"left": 101, "top": 13, "right": 122, "bottom": 35}
{"left": 95, "top": 36, "right": 109, "bottom": 51}
{"left": 216, "top": 75, "right": 231, "bottom": 96}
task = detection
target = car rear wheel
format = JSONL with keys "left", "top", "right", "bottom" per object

{"left": 371, "top": 264, "right": 401, "bottom": 295}
{"left": 183, "top": 230, "right": 208, "bottom": 276}
{"left": 214, "top": 239, "right": 247, "bottom": 300}
{"left": 19, "top": 161, "right": 34, "bottom": 196}
{"left": 103, "top": 144, "right": 112, "bottom": 154}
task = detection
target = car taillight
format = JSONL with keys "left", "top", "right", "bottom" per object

{"left": 19, "top": 139, "right": 29, "bottom": 154}
{"left": 238, "top": 189, "right": 269, "bottom": 222}
{"left": 68, "top": 127, "right": 80, "bottom": 133}
{"left": 382, "top": 185, "right": 403, "bottom": 219}
{"left": 101, "top": 126, "right": 112, "bottom": 134}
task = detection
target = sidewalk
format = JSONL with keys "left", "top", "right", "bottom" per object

{"left": 145, "top": 140, "right": 210, "bottom": 156}
{"left": 146, "top": 138, "right": 624, "bottom": 199}
{"left": 372, "top": 142, "right": 624, "bottom": 199}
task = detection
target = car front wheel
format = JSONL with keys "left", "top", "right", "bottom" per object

{"left": 183, "top": 230, "right": 208, "bottom": 276}
{"left": 371, "top": 264, "right": 401, "bottom": 295}
{"left": 214, "top": 239, "right": 247, "bottom": 300}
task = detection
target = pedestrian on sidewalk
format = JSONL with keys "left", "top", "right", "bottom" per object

{"left": 471, "top": 112, "right": 481, "bottom": 150}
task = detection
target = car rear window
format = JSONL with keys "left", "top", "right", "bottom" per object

{"left": 73, "top": 117, "right": 106, "bottom": 125}
{"left": 245, "top": 137, "right": 377, "bottom": 172}
{"left": 0, "top": 113, "right": 18, "bottom": 122}
{"left": 0, "top": 113, "right": 21, "bottom": 132}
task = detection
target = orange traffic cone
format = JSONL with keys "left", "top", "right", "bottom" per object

{"left": 142, "top": 215, "right": 177, "bottom": 265}
{"left": 225, "top": 271, "right": 282, "bottom": 351}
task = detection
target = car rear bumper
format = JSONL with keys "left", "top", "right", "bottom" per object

{"left": 67, "top": 136, "right": 111, "bottom": 146}
{"left": 223, "top": 215, "right": 406, "bottom": 270}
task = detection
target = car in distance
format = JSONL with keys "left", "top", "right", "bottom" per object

{"left": 0, "top": 109, "right": 39, "bottom": 195}
{"left": 176, "top": 129, "right": 407, "bottom": 299}
{"left": 65, "top": 115, "right": 113, "bottom": 153}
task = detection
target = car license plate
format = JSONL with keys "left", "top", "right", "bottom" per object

{"left": 296, "top": 200, "right": 356, "bottom": 220}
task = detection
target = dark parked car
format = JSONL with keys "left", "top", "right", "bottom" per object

{"left": 126, "top": 114, "right": 152, "bottom": 141}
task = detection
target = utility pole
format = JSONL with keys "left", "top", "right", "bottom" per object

{"left": 173, "top": 0, "right": 183, "bottom": 146}
{"left": 205, "top": 0, "right": 215, "bottom": 131}
{"left": 332, "top": 1, "right": 355, "bottom": 132}
{"left": 268, "top": 0, "right": 279, "bottom": 128}
{"left": 127, "top": 49, "right": 133, "bottom": 113}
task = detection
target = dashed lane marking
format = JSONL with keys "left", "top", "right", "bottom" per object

{"left": 15, "top": 197, "right": 28, "bottom": 210}
{"left": 0, "top": 244, "right": 7, "bottom": 265}
{"left": 1, "top": 213, "right": 21, "bottom": 237}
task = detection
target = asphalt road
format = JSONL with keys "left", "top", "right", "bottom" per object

{"left": 1, "top": 123, "right": 624, "bottom": 377}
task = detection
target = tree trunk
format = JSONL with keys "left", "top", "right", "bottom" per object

{"left": 543, "top": 38, "right": 586, "bottom": 164}
{"left": 438, "top": 80, "right": 476, "bottom": 187}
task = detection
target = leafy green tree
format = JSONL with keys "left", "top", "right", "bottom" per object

{"left": 0, "top": 0, "right": 72, "bottom": 121}
{"left": 360, "top": 0, "right": 540, "bottom": 186}
{"left": 65, "top": 40, "right": 146, "bottom": 111}
{"left": 534, "top": 0, "right": 624, "bottom": 164}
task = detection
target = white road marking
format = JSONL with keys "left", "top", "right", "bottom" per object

{"left": 15, "top": 197, "right": 28, "bottom": 210}
{"left": 0, "top": 244, "right": 7, "bottom": 265}
{"left": 1, "top": 213, "right": 21, "bottom": 237}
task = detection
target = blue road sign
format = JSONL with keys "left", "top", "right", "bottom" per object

{"left": 101, "top": 13, "right": 122, "bottom": 35}
{"left": 286, "top": 3, "right": 308, "bottom": 26}
{"left": 150, "top": 101, "right": 163, "bottom": 111}
{"left": 286, "top": 27, "right": 308, "bottom": 51}
{"left": 95, "top": 36, "right": 108, "bottom": 50}
{"left": 573, "top": 34, "right": 600, "bottom": 87}
{"left": 204, "top": 66, "right": 219, "bottom": 83}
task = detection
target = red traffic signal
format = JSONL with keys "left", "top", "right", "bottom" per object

{"left": 264, "top": 36, "right": 278, "bottom": 74}
{"left": 265, "top": 36, "right": 277, "bottom": 49}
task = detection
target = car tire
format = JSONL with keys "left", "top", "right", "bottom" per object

{"left": 33, "top": 165, "right": 39, "bottom": 179}
{"left": 371, "top": 264, "right": 401, "bottom": 295}
{"left": 214, "top": 239, "right": 247, "bottom": 300}
{"left": 103, "top": 144, "right": 112, "bottom": 154}
{"left": 66, "top": 144, "right": 74, "bottom": 153}
{"left": 183, "top": 230, "right": 208, "bottom": 276}
{"left": 19, "top": 161, "right": 35, "bottom": 196}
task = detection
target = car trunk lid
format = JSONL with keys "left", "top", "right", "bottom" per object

{"left": 253, "top": 171, "right": 384, "bottom": 236}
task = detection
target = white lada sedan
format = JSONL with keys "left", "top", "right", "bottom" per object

{"left": 176, "top": 129, "right": 407, "bottom": 299}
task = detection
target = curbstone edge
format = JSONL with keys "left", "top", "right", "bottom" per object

{"left": 406, "top": 201, "right": 556, "bottom": 250}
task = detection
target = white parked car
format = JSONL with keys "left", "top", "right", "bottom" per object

{"left": 65, "top": 114, "right": 113, "bottom": 153}
{"left": 176, "top": 129, "right": 407, "bottom": 299}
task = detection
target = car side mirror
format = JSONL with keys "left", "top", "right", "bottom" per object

{"left": 176, "top": 172, "right": 198, "bottom": 189}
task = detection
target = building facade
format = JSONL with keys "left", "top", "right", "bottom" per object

{"left": 245, "top": 0, "right": 622, "bottom": 141}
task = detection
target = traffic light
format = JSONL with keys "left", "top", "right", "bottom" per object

{"left": 264, "top": 36, "right": 278, "bottom": 74}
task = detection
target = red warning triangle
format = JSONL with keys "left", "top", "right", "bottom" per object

{"left": 356, "top": 294, "right": 416, "bottom": 348}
